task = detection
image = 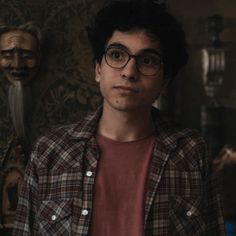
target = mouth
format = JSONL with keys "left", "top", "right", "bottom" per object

{"left": 10, "top": 70, "right": 28, "bottom": 80}
{"left": 114, "top": 85, "right": 140, "bottom": 93}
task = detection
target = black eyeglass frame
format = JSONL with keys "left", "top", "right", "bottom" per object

{"left": 103, "top": 47, "right": 163, "bottom": 76}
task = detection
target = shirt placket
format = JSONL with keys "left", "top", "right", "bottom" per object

{"left": 77, "top": 138, "right": 100, "bottom": 235}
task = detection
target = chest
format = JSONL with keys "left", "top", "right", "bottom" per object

{"left": 36, "top": 142, "right": 205, "bottom": 236}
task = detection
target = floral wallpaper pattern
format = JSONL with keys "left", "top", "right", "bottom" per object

{"left": 0, "top": 0, "right": 108, "bottom": 229}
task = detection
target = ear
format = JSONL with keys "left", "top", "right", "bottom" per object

{"left": 95, "top": 62, "right": 101, "bottom": 83}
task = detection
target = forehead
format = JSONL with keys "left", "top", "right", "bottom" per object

{"left": 107, "top": 30, "right": 161, "bottom": 52}
{"left": 0, "top": 30, "right": 38, "bottom": 51}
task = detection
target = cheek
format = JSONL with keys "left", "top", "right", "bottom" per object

{"left": 26, "top": 59, "right": 38, "bottom": 68}
{"left": 98, "top": 79, "right": 107, "bottom": 95}
{"left": 0, "top": 59, "right": 11, "bottom": 68}
{"left": 98, "top": 77, "right": 113, "bottom": 100}
{"left": 144, "top": 80, "right": 165, "bottom": 99}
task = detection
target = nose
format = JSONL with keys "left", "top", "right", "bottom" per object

{"left": 11, "top": 53, "right": 24, "bottom": 68}
{"left": 120, "top": 57, "right": 138, "bottom": 82}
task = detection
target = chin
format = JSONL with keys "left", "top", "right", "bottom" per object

{"left": 111, "top": 102, "right": 141, "bottom": 112}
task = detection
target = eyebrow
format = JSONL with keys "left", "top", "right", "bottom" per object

{"left": 107, "top": 43, "right": 128, "bottom": 50}
{"left": 0, "top": 48, "right": 36, "bottom": 53}
{"left": 106, "top": 42, "right": 162, "bottom": 57}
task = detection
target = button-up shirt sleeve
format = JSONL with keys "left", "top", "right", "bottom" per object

{"left": 12, "top": 146, "right": 40, "bottom": 235}
{"left": 144, "top": 115, "right": 225, "bottom": 235}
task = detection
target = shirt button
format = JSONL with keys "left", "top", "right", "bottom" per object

{"left": 186, "top": 210, "right": 192, "bottom": 217}
{"left": 51, "top": 215, "right": 57, "bottom": 221}
{"left": 82, "top": 209, "right": 88, "bottom": 216}
{"left": 86, "top": 171, "right": 93, "bottom": 177}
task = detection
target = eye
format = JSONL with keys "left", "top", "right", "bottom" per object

{"left": 21, "top": 51, "right": 35, "bottom": 59}
{"left": 0, "top": 51, "right": 13, "bottom": 59}
{"left": 139, "top": 54, "right": 161, "bottom": 67}
{"left": 107, "top": 48, "right": 127, "bottom": 61}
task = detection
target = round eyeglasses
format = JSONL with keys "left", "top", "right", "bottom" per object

{"left": 104, "top": 47, "right": 163, "bottom": 76}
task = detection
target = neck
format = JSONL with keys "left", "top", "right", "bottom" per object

{"left": 98, "top": 104, "right": 154, "bottom": 142}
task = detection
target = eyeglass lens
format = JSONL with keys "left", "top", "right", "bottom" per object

{"left": 105, "top": 47, "right": 162, "bottom": 76}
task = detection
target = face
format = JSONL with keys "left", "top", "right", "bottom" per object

{"left": 95, "top": 30, "right": 167, "bottom": 114}
{"left": 0, "top": 30, "right": 40, "bottom": 86}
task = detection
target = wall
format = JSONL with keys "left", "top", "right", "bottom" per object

{"left": 0, "top": 0, "right": 235, "bottom": 232}
{"left": 0, "top": 0, "right": 108, "bottom": 231}
{"left": 166, "top": 0, "right": 236, "bottom": 147}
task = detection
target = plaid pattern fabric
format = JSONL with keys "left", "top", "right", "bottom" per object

{"left": 12, "top": 107, "right": 225, "bottom": 236}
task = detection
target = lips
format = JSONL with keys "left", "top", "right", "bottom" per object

{"left": 10, "top": 70, "right": 28, "bottom": 79}
{"left": 114, "top": 85, "right": 139, "bottom": 93}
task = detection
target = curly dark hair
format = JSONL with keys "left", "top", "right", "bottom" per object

{"left": 87, "top": 1, "right": 188, "bottom": 80}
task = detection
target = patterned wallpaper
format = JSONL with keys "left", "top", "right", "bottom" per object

{"left": 0, "top": 0, "right": 108, "bottom": 229}
{"left": 1, "top": 0, "right": 235, "bottom": 231}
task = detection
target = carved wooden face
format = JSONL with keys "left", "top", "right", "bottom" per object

{"left": 0, "top": 30, "right": 40, "bottom": 85}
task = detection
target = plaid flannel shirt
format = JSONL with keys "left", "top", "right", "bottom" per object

{"left": 12, "top": 107, "right": 225, "bottom": 235}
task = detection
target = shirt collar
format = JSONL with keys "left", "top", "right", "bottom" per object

{"left": 67, "top": 105, "right": 184, "bottom": 151}
{"left": 67, "top": 106, "right": 102, "bottom": 139}
{"left": 152, "top": 107, "right": 185, "bottom": 151}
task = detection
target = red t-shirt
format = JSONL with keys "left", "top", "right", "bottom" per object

{"left": 89, "top": 134, "right": 155, "bottom": 236}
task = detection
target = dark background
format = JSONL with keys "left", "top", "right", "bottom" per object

{"left": 0, "top": 0, "right": 235, "bottom": 234}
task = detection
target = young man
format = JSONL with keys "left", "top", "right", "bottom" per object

{"left": 13, "top": 1, "right": 225, "bottom": 235}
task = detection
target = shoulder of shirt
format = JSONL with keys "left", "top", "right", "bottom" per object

{"left": 152, "top": 107, "right": 207, "bottom": 149}
{"left": 29, "top": 109, "right": 100, "bottom": 168}
{"left": 36, "top": 108, "right": 99, "bottom": 142}
{"left": 152, "top": 108, "right": 208, "bottom": 170}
